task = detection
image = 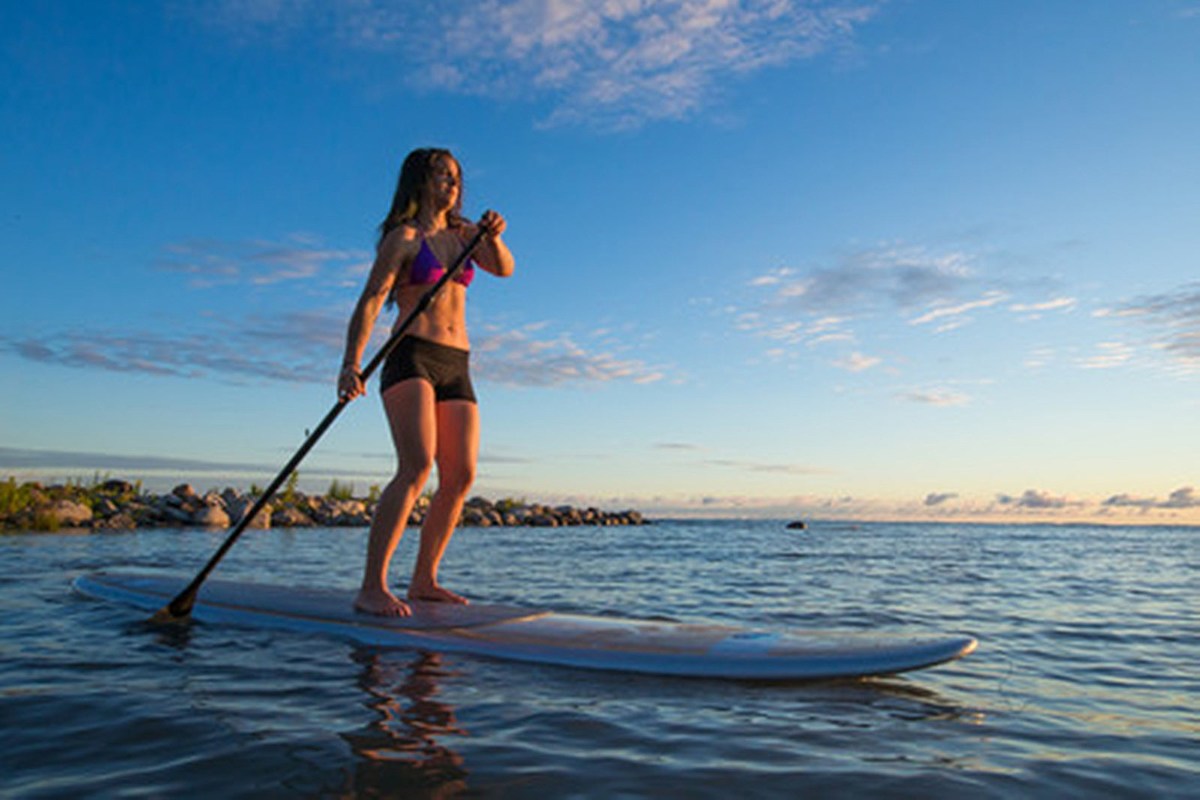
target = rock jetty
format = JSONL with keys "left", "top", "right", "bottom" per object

{"left": 0, "top": 477, "right": 647, "bottom": 532}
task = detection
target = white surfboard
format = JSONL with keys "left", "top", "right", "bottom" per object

{"left": 73, "top": 571, "right": 977, "bottom": 680}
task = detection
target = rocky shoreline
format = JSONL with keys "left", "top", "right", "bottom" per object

{"left": 0, "top": 478, "right": 647, "bottom": 532}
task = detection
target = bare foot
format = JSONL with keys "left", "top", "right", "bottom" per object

{"left": 408, "top": 584, "right": 470, "bottom": 605}
{"left": 354, "top": 587, "right": 412, "bottom": 617}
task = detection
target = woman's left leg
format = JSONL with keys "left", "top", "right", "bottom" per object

{"left": 409, "top": 399, "right": 479, "bottom": 604}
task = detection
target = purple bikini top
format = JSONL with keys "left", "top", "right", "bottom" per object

{"left": 408, "top": 238, "right": 475, "bottom": 288}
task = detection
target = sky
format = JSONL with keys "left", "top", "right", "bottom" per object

{"left": 3, "top": 0, "right": 1199, "bottom": 523}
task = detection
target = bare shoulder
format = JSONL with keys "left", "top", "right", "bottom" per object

{"left": 362, "top": 225, "right": 420, "bottom": 296}
{"left": 373, "top": 223, "right": 421, "bottom": 276}
{"left": 380, "top": 222, "right": 422, "bottom": 258}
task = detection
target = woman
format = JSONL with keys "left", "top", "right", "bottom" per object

{"left": 338, "top": 148, "right": 514, "bottom": 617}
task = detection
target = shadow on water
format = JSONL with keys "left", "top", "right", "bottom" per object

{"left": 852, "top": 676, "right": 983, "bottom": 723}
{"left": 742, "top": 672, "right": 981, "bottom": 723}
{"left": 126, "top": 618, "right": 197, "bottom": 651}
{"left": 339, "top": 649, "right": 470, "bottom": 799}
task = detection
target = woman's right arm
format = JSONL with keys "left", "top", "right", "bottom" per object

{"left": 338, "top": 230, "right": 409, "bottom": 400}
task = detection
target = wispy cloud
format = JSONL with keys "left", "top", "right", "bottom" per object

{"left": 7, "top": 218, "right": 672, "bottom": 389}
{"left": 832, "top": 351, "right": 881, "bottom": 372}
{"left": 646, "top": 441, "right": 827, "bottom": 477}
{"left": 524, "top": 483, "right": 1200, "bottom": 521}
{"left": 736, "top": 241, "right": 1090, "bottom": 385}
{"left": 6, "top": 222, "right": 670, "bottom": 389}
{"left": 1097, "top": 282, "right": 1200, "bottom": 372}
{"left": 4, "top": 311, "right": 341, "bottom": 384}
{"left": 897, "top": 484, "right": 1200, "bottom": 522}
{"left": 737, "top": 244, "right": 985, "bottom": 351}
{"left": 199, "top": 0, "right": 885, "bottom": 129}
{"left": 1103, "top": 486, "right": 1200, "bottom": 511}
{"left": 0, "top": 446, "right": 280, "bottom": 475}
{"left": 702, "top": 457, "right": 827, "bottom": 476}
{"left": 1075, "top": 341, "right": 1135, "bottom": 370}
{"left": 767, "top": 244, "right": 978, "bottom": 313}
{"left": 158, "top": 235, "right": 370, "bottom": 289}
{"left": 733, "top": 310, "right": 857, "bottom": 349}
{"left": 997, "top": 488, "right": 1079, "bottom": 510}
{"left": 0, "top": 444, "right": 529, "bottom": 479}
{"left": 986, "top": 485, "right": 1200, "bottom": 517}
{"left": 472, "top": 324, "right": 665, "bottom": 386}
{"left": 4, "top": 314, "right": 667, "bottom": 389}
{"left": 897, "top": 386, "right": 970, "bottom": 407}
{"left": 908, "top": 290, "right": 1008, "bottom": 332}
{"left": 1010, "top": 296, "right": 1077, "bottom": 317}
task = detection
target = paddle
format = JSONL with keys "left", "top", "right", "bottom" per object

{"left": 150, "top": 225, "right": 490, "bottom": 624}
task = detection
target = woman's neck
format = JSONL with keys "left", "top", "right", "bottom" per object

{"left": 413, "top": 209, "right": 449, "bottom": 235}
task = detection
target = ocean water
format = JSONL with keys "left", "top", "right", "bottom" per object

{"left": 2, "top": 519, "right": 1197, "bottom": 798}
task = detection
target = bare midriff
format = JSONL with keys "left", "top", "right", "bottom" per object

{"left": 391, "top": 282, "right": 470, "bottom": 351}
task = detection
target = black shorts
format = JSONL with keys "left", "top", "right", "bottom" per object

{"left": 380, "top": 336, "right": 476, "bottom": 403}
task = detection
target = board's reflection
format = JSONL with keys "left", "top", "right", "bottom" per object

{"left": 341, "top": 648, "right": 469, "bottom": 798}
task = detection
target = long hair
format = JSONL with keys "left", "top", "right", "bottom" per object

{"left": 377, "top": 148, "right": 466, "bottom": 250}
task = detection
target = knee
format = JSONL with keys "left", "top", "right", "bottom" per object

{"left": 394, "top": 455, "right": 434, "bottom": 489}
{"left": 438, "top": 464, "right": 475, "bottom": 499}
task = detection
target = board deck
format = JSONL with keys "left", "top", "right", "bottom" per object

{"left": 73, "top": 571, "right": 977, "bottom": 680}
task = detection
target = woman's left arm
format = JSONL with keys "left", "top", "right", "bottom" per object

{"left": 470, "top": 210, "right": 515, "bottom": 277}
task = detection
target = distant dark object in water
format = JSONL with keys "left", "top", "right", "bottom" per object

{"left": 786, "top": 520, "right": 806, "bottom": 530}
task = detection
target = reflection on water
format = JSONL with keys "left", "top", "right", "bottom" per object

{"left": 334, "top": 652, "right": 988, "bottom": 796}
{"left": 340, "top": 650, "right": 468, "bottom": 798}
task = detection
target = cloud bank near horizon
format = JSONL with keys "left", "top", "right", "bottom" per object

{"left": 6, "top": 445, "right": 1196, "bottom": 520}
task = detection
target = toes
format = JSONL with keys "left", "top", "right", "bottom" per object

{"left": 355, "top": 591, "right": 412, "bottom": 617}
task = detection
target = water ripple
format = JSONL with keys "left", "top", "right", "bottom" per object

{"left": 1, "top": 521, "right": 1197, "bottom": 797}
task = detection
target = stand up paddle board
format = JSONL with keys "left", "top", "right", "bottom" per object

{"left": 73, "top": 571, "right": 977, "bottom": 680}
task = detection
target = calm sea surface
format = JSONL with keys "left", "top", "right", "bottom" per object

{"left": 2, "top": 519, "right": 1197, "bottom": 798}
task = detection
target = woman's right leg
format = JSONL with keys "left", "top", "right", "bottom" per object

{"left": 355, "top": 379, "right": 437, "bottom": 617}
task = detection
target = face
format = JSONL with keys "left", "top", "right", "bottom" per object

{"left": 423, "top": 156, "right": 460, "bottom": 212}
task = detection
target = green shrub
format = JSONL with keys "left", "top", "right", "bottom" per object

{"left": 1, "top": 478, "right": 33, "bottom": 518}
{"left": 31, "top": 510, "right": 60, "bottom": 532}
{"left": 280, "top": 472, "right": 300, "bottom": 505}
{"left": 327, "top": 480, "right": 355, "bottom": 501}
{"left": 495, "top": 497, "right": 527, "bottom": 514}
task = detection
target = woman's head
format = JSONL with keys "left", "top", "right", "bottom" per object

{"left": 379, "top": 148, "right": 465, "bottom": 247}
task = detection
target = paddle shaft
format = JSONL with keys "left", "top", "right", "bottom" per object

{"left": 156, "top": 226, "right": 490, "bottom": 621}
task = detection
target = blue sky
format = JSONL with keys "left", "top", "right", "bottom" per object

{"left": 3, "top": 0, "right": 1199, "bottom": 522}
